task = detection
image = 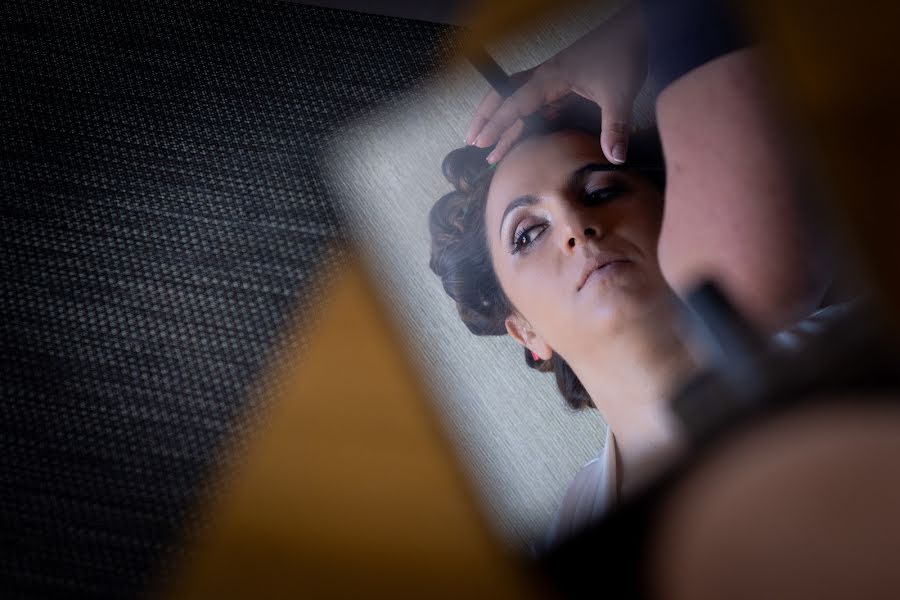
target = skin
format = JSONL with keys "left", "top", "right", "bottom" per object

{"left": 484, "top": 130, "right": 695, "bottom": 496}
{"left": 655, "top": 48, "right": 828, "bottom": 332}
{"left": 466, "top": 4, "right": 829, "bottom": 333}
{"left": 465, "top": 2, "right": 646, "bottom": 166}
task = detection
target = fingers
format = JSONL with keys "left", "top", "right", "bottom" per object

{"left": 599, "top": 98, "right": 633, "bottom": 164}
{"left": 472, "top": 74, "right": 568, "bottom": 149}
{"left": 486, "top": 119, "right": 525, "bottom": 164}
{"left": 465, "top": 67, "right": 538, "bottom": 146}
{"left": 465, "top": 63, "right": 633, "bottom": 166}
{"left": 465, "top": 90, "right": 503, "bottom": 145}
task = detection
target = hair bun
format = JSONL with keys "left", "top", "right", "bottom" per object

{"left": 429, "top": 145, "right": 507, "bottom": 337}
{"left": 441, "top": 145, "right": 492, "bottom": 193}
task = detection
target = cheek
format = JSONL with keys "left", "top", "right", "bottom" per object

{"left": 657, "top": 225, "right": 676, "bottom": 283}
{"left": 494, "top": 251, "right": 571, "bottom": 334}
{"left": 624, "top": 196, "right": 665, "bottom": 267}
{"left": 497, "top": 257, "right": 549, "bottom": 313}
{"left": 634, "top": 191, "right": 665, "bottom": 240}
{"left": 657, "top": 206, "right": 694, "bottom": 294}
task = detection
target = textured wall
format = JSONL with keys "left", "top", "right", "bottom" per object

{"left": 0, "top": 1, "right": 453, "bottom": 597}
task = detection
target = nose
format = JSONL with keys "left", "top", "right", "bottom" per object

{"left": 557, "top": 205, "right": 601, "bottom": 254}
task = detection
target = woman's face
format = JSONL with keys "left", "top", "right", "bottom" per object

{"left": 484, "top": 130, "right": 668, "bottom": 362}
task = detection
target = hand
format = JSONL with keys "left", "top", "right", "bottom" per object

{"left": 465, "top": 3, "right": 648, "bottom": 165}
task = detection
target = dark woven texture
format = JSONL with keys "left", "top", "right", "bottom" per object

{"left": 0, "top": 1, "right": 453, "bottom": 597}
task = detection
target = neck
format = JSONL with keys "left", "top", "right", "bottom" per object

{"left": 572, "top": 297, "right": 696, "bottom": 498}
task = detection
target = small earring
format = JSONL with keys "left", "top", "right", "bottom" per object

{"left": 531, "top": 350, "right": 541, "bottom": 362}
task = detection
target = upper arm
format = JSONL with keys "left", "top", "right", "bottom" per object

{"left": 654, "top": 48, "right": 829, "bottom": 332}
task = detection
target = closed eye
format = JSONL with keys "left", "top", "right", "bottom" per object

{"left": 584, "top": 184, "right": 625, "bottom": 205}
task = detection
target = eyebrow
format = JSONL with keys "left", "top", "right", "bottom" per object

{"left": 498, "top": 195, "right": 540, "bottom": 239}
{"left": 497, "top": 163, "right": 626, "bottom": 239}
{"left": 569, "top": 162, "right": 624, "bottom": 189}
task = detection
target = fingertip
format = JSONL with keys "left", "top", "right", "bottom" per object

{"left": 601, "top": 118, "right": 631, "bottom": 163}
{"left": 466, "top": 117, "right": 489, "bottom": 146}
{"left": 486, "top": 142, "right": 505, "bottom": 165}
{"left": 602, "top": 134, "right": 628, "bottom": 164}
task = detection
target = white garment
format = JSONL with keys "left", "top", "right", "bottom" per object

{"left": 542, "top": 431, "right": 618, "bottom": 548}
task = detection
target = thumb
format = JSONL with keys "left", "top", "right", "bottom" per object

{"left": 599, "top": 99, "right": 632, "bottom": 164}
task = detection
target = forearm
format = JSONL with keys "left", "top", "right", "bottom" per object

{"left": 656, "top": 48, "right": 829, "bottom": 332}
{"left": 641, "top": 0, "right": 828, "bottom": 331}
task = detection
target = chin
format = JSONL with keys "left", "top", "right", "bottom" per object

{"left": 580, "top": 274, "right": 666, "bottom": 336}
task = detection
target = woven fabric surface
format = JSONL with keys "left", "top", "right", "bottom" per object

{"left": 0, "top": 1, "right": 453, "bottom": 597}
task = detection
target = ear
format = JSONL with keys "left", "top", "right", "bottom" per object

{"left": 504, "top": 313, "right": 553, "bottom": 361}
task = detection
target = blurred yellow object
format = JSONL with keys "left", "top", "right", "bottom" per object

{"left": 458, "top": 0, "right": 592, "bottom": 55}
{"left": 168, "top": 256, "right": 543, "bottom": 599}
{"left": 739, "top": 0, "right": 900, "bottom": 330}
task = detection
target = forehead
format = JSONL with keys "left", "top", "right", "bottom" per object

{"left": 485, "top": 130, "right": 607, "bottom": 233}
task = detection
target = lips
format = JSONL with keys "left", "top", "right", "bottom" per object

{"left": 576, "top": 256, "right": 630, "bottom": 292}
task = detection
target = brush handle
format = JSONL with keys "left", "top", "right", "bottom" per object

{"left": 466, "top": 46, "right": 545, "bottom": 135}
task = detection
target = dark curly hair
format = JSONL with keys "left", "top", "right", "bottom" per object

{"left": 429, "top": 112, "right": 665, "bottom": 410}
